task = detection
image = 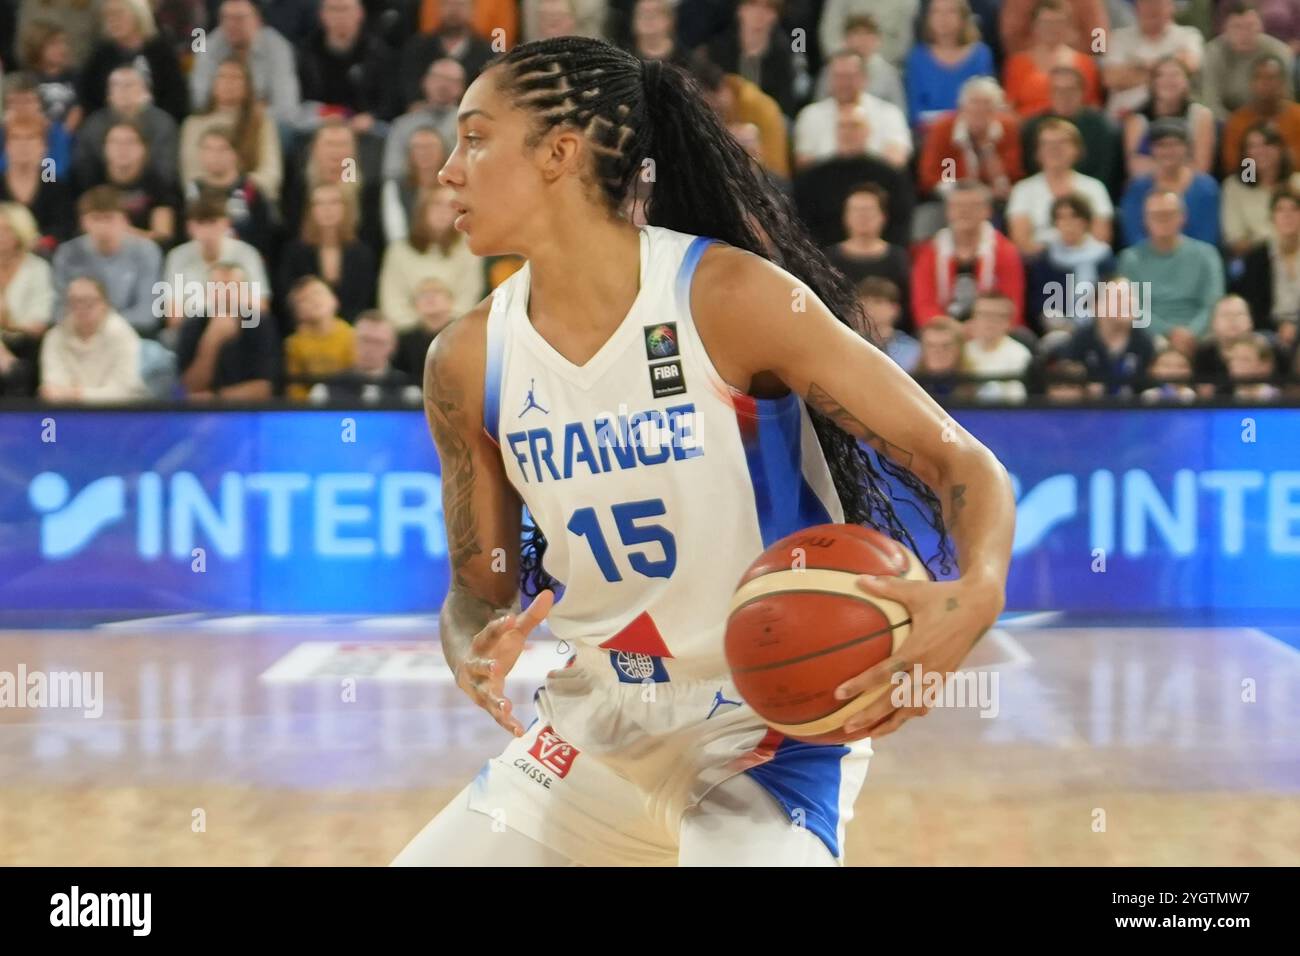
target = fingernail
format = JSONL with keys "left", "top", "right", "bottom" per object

{"left": 858, "top": 574, "right": 877, "bottom": 584}
{"left": 834, "top": 687, "right": 848, "bottom": 700}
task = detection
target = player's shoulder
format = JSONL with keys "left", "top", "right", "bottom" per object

{"left": 690, "top": 239, "right": 803, "bottom": 334}
{"left": 423, "top": 291, "right": 496, "bottom": 406}
{"left": 687, "top": 239, "right": 812, "bottom": 389}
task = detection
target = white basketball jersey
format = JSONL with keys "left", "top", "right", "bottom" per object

{"left": 482, "top": 224, "right": 844, "bottom": 671}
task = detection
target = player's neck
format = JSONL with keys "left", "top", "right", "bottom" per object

{"left": 525, "top": 218, "right": 643, "bottom": 335}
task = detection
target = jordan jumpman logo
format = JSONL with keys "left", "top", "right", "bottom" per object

{"left": 519, "top": 378, "right": 549, "bottom": 416}
{"left": 707, "top": 688, "right": 744, "bottom": 720}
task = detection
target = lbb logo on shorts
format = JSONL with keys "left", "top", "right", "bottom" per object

{"left": 528, "top": 726, "right": 580, "bottom": 778}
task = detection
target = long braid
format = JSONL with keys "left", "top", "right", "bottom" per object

{"left": 491, "top": 38, "right": 956, "bottom": 596}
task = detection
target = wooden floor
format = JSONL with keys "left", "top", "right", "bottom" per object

{"left": 2, "top": 616, "right": 1298, "bottom": 866}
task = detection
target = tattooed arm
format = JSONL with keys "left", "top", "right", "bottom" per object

{"left": 691, "top": 245, "right": 1016, "bottom": 736}
{"left": 691, "top": 243, "right": 1013, "bottom": 590}
{"left": 424, "top": 298, "right": 554, "bottom": 735}
{"left": 798, "top": 380, "right": 1002, "bottom": 591}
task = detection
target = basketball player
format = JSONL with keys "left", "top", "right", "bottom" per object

{"left": 393, "top": 38, "right": 1015, "bottom": 867}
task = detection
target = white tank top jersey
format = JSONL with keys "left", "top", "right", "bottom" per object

{"left": 481, "top": 224, "right": 845, "bottom": 673}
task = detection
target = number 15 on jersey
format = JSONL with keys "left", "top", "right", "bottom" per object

{"left": 567, "top": 498, "right": 677, "bottom": 582}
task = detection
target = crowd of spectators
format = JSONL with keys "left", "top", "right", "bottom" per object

{"left": 1, "top": 0, "right": 1298, "bottom": 405}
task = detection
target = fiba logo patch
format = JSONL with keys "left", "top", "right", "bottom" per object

{"left": 648, "top": 359, "right": 686, "bottom": 398}
{"left": 609, "top": 650, "right": 671, "bottom": 683}
{"left": 644, "top": 323, "right": 686, "bottom": 398}
{"left": 643, "top": 322, "right": 679, "bottom": 360}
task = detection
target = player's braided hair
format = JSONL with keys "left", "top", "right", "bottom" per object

{"left": 492, "top": 37, "right": 956, "bottom": 595}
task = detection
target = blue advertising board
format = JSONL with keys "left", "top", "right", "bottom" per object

{"left": 957, "top": 407, "right": 1299, "bottom": 611}
{"left": 0, "top": 408, "right": 1296, "bottom": 614}
{"left": 0, "top": 412, "right": 448, "bottom": 613}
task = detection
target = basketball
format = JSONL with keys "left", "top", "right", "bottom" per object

{"left": 724, "top": 524, "right": 930, "bottom": 744}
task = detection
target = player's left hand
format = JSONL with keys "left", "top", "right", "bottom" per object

{"left": 832, "top": 574, "right": 1004, "bottom": 739}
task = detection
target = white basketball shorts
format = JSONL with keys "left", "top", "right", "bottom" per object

{"left": 399, "top": 641, "right": 873, "bottom": 866}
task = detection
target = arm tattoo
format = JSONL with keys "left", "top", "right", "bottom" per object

{"left": 425, "top": 353, "right": 480, "bottom": 584}
{"left": 804, "top": 382, "right": 916, "bottom": 469}
{"left": 950, "top": 484, "right": 968, "bottom": 526}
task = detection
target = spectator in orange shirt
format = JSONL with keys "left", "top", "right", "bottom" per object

{"left": 1002, "top": 0, "right": 1102, "bottom": 117}
{"left": 693, "top": 57, "right": 790, "bottom": 180}
{"left": 400, "top": 0, "right": 499, "bottom": 107}
{"left": 419, "top": 0, "right": 518, "bottom": 47}
{"left": 1221, "top": 55, "right": 1300, "bottom": 175}
{"left": 1000, "top": 0, "right": 1107, "bottom": 57}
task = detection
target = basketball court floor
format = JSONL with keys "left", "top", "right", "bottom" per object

{"left": 2, "top": 612, "right": 1297, "bottom": 866}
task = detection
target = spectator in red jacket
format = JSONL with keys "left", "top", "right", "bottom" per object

{"left": 918, "top": 76, "right": 1023, "bottom": 202}
{"left": 911, "top": 179, "right": 1026, "bottom": 327}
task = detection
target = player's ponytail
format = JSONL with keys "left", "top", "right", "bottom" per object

{"left": 494, "top": 38, "right": 955, "bottom": 596}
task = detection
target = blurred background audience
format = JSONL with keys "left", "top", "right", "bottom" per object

{"left": 0, "top": 0, "right": 1295, "bottom": 406}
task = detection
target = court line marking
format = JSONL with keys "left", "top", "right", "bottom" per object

{"left": 996, "top": 611, "right": 1063, "bottom": 629}
{"left": 94, "top": 614, "right": 446, "bottom": 632}
{"left": 958, "top": 628, "right": 1034, "bottom": 672}
{"left": 97, "top": 613, "right": 206, "bottom": 630}
{"left": 353, "top": 616, "right": 443, "bottom": 629}
{"left": 258, "top": 640, "right": 568, "bottom": 684}
{"left": 1242, "top": 627, "right": 1300, "bottom": 659}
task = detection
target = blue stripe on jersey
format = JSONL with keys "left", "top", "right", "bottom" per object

{"left": 673, "top": 231, "right": 833, "bottom": 546}
{"left": 674, "top": 235, "right": 716, "bottom": 308}
{"left": 483, "top": 305, "right": 507, "bottom": 440}
{"left": 744, "top": 738, "right": 851, "bottom": 858}
{"left": 736, "top": 395, "right": 834, "bottom": 548}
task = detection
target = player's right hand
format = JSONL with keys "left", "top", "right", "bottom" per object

{"left": 454, "top": 589, "right": 555, "bottom": 736}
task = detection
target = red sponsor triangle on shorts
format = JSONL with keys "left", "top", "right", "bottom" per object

{"left": 599, "top": 611, "right": 673, "bottom": 657}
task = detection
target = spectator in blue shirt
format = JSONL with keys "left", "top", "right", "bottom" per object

{"left": 0, "top": 73, "right": 74, "bottom": 180}
{"left": 1119, "top": 117, "right": 1221, "bottom": 247}
{"left": 857, "top": 276, "right": 921, "bottom": 372}
{"left": 905, "top": 0, "right": 996, "bottom": 130}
